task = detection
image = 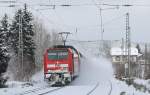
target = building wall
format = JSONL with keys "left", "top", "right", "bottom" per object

{"left": 112, "top": 55, "right": 137, "bottom": 64}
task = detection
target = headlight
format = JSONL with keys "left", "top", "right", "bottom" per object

{"left": 62, "top": 67, "right": 68, "bottom": 72}
{"left": 60, "top": 64, "right": 68, "bottom": 67}
{"left": 63, "top": 67, "right": 68, "bottom": 70}
{"left": 47, "top": 64, "right": 68, "bottom": 68}
{"left": 45, "top": 74, "right": 51, "bottom": 78}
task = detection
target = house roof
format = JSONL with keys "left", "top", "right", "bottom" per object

{"left": 110, "top": 47, "right": 139, "bottom": 56}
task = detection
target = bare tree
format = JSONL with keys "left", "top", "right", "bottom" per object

{"left": 33, "top": 19, "right": 61, "bottom": 68}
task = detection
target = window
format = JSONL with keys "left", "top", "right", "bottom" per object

{"left": 116, "top": 56, "right": 120, "bottom": 61}
{"left": 48, "top": 49, "right": 68, "bottom": 60}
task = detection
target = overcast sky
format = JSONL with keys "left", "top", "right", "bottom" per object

{"left": 43, "top": 0, "right": 150, "bottom": 43}
{"left": 0, "top": 0, "right": 150, "bottom": 43}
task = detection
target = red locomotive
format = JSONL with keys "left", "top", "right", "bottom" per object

{"left": 44, "top": 45, "right": 80, "bottom": 86}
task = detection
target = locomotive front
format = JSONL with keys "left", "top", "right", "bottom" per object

{"left": 44, "top": 48, "right": 73, "bottom": 86}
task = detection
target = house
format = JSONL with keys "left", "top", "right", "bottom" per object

{"left": 110, "top": 47, "right": 140, "bottom": 64}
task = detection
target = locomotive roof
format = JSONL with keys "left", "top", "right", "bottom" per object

{"left": 53, "top": 45, "right": 77, "bottom": 51}
{"left": 52, "top": 45, "right": 83, "bottom": 57}
{"left": 53, "top": 45, "right": 75, "bottom": 49}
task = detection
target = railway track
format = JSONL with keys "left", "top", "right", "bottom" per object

{"left": 14, "top": 84, "right": 65, "bottom": 95}
{"left": 37, "top": 86, "right": 64, "bottom": 95}
{"left": 15, "top": 86, "right": 50, "bottom": 95}
{"left": 14, "top": 81, "right": 112, "bottom": 95}
{"left": 85, "top": 81, "right": 112, "bottom": 95}
{"left": 108, "top": 80, "right": 112, "bottom": 95}
{"left": 86, "top": 83, "right": 99, "bottom": 95}
{"left": 16, "top": 83, "right": 100, "bottom": 95}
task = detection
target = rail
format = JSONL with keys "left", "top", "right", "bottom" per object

{"left": 15, "top": 85, "right": 49, "bottom": 95}
{"left": 86, "top": 83, "right": 99, "bottom": 95}
{"left": 108, "top": 80, "right": 112, "bottom": 95}
{"left": 37, "top": 86, "right": 64, "bottom": 95}
{"left": 14, "top": 81, "right": 112, "bottom": 95}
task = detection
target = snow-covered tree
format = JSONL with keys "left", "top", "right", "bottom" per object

{"left": 10, "top": 9, "right": 21, "bottom": 54}
{"left": 22, "top": 4, "right": 35, "bottom": 61}
{"left": 0, "top": 14, "right": 10, "bottom": 86}
{"left": 0, "top": 14, "right": 10, "bottom": 74}
{"left": 33, "top": 19, "right": 61, "bottom": 67}
{"left": 9, "top": 4, "right": 36, "bottom": 80}
{"left": 10, "top": 5, "right": 35, "bottom": 59}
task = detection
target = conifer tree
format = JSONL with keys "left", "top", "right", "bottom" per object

{"left": 22, "top": 4, "right": 35, "bottom": 60}
{"left": 0, "top": 14, "right": 10, "bottom": 75}
{"left": 10, "top": 4, "right": 35, "bottom": 62}
{"left": 10, "top": 4, "right": 35, "bottom": 80}
{"left": 10, "top": 9, "right": 22, "bottom": 54}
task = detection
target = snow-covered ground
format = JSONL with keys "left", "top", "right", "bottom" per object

{"left": 0, "top": 41, "right": 149, "bottom": 95}
{"left": 134, "top": 79, "right": 150, "bottom": 92}
{"left": 1, "top": 56, "right": 149, "bottom": 95}
{"left": 134, "top": 79, "right": 150, "bottom": 89}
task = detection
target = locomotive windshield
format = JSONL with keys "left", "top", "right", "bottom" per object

{"left": 47, "top": 49, "right": 68, "bottom": 60}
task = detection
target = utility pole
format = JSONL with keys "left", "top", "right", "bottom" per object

{"left": 75, "top": 27, "right": 78, "bottom": 33}
{"left": 121, "top": 38, "right": 126, "bottom": 77}
{"left": 121, "top": 38, "right": 125, "bottom": 64}
{"left": 144, "top": 44, "right": 148, "bottom": 79}
{"left": 58, "top": 32, "right": 71, "bottom": 46}
{"left": 98, "top": 7, "right": 118, "bottom": 55}
{"left": 125, "top": 12, "right": 131, "bottom": 83}
{"left": 18, "top": 10, "right": 24, "bottom": 79}
{"left": 100, "top": 8, "right": 104, "bottom": 55}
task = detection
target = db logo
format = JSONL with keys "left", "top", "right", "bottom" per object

{"left": 56, "top": 61, "right": 60, "bottom": 67}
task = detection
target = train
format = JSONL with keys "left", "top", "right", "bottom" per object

{"left": 44, "top": 45, "right": 81, "bottom": 86}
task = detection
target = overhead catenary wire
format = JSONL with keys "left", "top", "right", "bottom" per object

{"left": 1, "top": 0, "right": 150, "bottom": 9}
{"left": 3, "top": 2, "right": 127, "bottom": 40}
{"left": 91, "top": 0, "right": 119, "bottom": 55}
{"left": 38, "top": 3, "right": 150, "bottom": 7}
{"left": 39, "top": 13, "right": 125, "bottom": 35}
{"left": 67, "top": 13, "right": 125, "bottom": 29}
{"left": 0, "top": 0, "right": 16, "bottom": 3}
{"left": 3, "top": 2, "right": 69, "bottom": 42}
{"left": 91, "top": 0, "right": 103, "bottom": 55}
{"left": 103, "top": 13, "right": 125, "bottom": 26}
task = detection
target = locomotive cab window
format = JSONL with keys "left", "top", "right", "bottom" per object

{"left": 48, "top": 49, "right": 68, "bottom": 60}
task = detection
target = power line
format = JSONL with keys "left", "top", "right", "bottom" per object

{"left": 63, "top": 14, "right": 125, "bottom": 29}
{"left": 1, "top": 1, "right": 150, "bottom": 8}
{"left": 91, "top": 0, "right": 103, "bottom": 55}
{"left": 0, "top": 0, "right": 16, "bottom": 3}
{"left": 38, "top": 3, "right": 150, "bottom": 7}
{"left": 91, "top": 0, "right": 100, "bottom": 8}
{"left": 103, "top": 14, "right": 125, "bottom": 26}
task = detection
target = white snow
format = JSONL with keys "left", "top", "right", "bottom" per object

{"left": 134, "top": 78, "right": 150, "bottom": 90}
{"left": 1, "top": 40, "right": 147, "bottom": 95}
{"left": 134, "top": 79, "right": 148, "bottom": 86}
{"left": 72, "top": 56, "right": 113, "bottom": 85}
{"left": 110, "top": 47, "right": 139, "bottom": 56}
{"left": 30, "top": 68, "right": 49, "bottom": 87}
